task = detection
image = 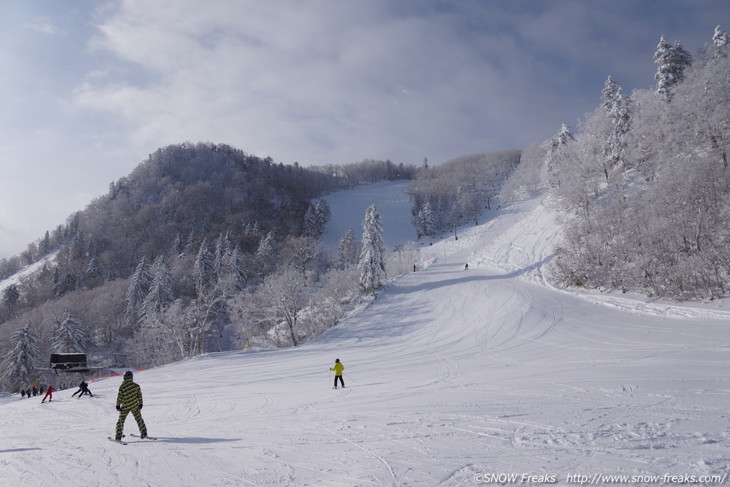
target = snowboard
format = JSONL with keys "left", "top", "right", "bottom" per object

{"left": 130, "top": 433, "right": 158, "bottom": 440}
{"left": 108, "top": 436, "right": 127, "bottom": 445}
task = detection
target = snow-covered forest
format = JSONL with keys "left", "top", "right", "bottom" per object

{"left": 546, "top": 28, "right": 730, "bottom": 299}
{"left": 1, "top": 26, "right": 729, "bottom": 393}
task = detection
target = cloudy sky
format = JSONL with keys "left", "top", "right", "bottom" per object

{"left": 0, "top": 0, "right": 727, "bottom": 259}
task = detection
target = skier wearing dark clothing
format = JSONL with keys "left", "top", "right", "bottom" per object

{"left": 330, "top": 359, "right": 345, "bottom": 389}
{"left": 72, "top": 380, "right": 93, "bottom": 398}
{"left": 114, "top": 371, "right": 147, "bottom": 441}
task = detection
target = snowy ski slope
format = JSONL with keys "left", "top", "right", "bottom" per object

{"left": 1, "top": 182, "right": 729, "bottom": 486}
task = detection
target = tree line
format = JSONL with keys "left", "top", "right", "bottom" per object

{"left": 544, "top": 27, "right": 730, "bottom": 299}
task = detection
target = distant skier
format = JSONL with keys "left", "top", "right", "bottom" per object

{"left": 80, "top": 381, "right": 94, "bottom": 397}
{"left": 464, "top": 263, "right": 468, "bottom": 270}
{"left": 330, "top": 359, "right": 345, "bottom": 389}
{"left": 41, "top": 385, "right": 55, "bottom": 403}
{"left": 72, "top": 380, "right": 93, "bottom": 398}
{"left": 114, "top": 371, "right": 147, "bottom": 441}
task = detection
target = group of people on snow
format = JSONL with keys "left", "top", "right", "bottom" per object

{"left": 18, "top": 360, "right": 347, "bottom": 441}
{"left": 21, "top": 380, "right": 94, "bottom": 402}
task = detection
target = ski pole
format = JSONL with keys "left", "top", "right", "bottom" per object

{"left": 329, "top": 369, "right": 332, "bottom": 389}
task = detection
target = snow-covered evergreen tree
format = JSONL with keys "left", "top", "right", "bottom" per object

{"left": 2, "top": 321, "right": 39, "bottom": 392}
{"left": 3, "top": 284, "right": 20, "bottom": 308}
{"left": 302, "top": 199, "right": 331, "bottom": 238}
{"left": 416, "top": 200, "right": 437, "bottom": 238}
{"left": 302, "top": 203, "right": 319, "bottom": 238}
{"left": 358, "top": 204, "right": 386, "bottom": 293}
{"left": 554, "top": 122, "right": 576, "bottom": 147}
{"left": 224, "top": 244, "right": 248, "bottom": 291}
{"left": 337, "top": 228, "right": 359, "bottom": 269}
{"left": 212, "top": 231, "right": 230, "bottom": 279}
{"left": 254, "top": 231, "right": 277, "bottom": 277}
{"left": 545, "top": 122, "right": 577, "bottom": 188}
{"left": 654, "top": 35, "right": 692, "bottom": 100}
{"left": 125, "top": 258, "right": 152, "bottom": 327}
{"left": 600, "top": 76, "right": 632, "bottom": 177}
{"left": 193, "top": 238, "right": 215, "bottom": 293}
{"left": 52, "top": 312, "right": 86, "bottom": 353}
{"left": 705, "top": 25, "right": 729, "bottom": 60}
{"left": 85, "top": 256, "right": 100, "bottom": 276}
{"left": 141, "top": 254, "right": 175, "bottom": 320}
{"left": 314, "top": 199, "right": 331, "bottom": 234}
{"left": 713, "top": 25, "right": 728, "bottom": 48}
{"left": 126, "top": 258, "right": 151, "bottom": 306}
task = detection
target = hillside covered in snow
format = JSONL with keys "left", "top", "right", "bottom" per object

{"left": 1, "top": 183, "right": 728, "bottom": 486}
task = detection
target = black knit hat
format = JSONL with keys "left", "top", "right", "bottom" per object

{"left": 123, "top": 370, "right": 133, "bottom": 379}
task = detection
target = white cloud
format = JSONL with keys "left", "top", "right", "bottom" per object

{"left": 24, "top": 22, "right": 57, "bottom": 36}
{"left": 75, "top": 0, "right": 578, "bottom": 166}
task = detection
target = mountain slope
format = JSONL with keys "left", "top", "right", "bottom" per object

{"left": 1, "top": 189, "right": 729, "bottom": 486}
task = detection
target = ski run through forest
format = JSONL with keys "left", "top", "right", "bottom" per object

{"left": 0, "top": 180, "right": 728, "bottom": 486}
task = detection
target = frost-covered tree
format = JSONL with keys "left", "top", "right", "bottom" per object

{"left": 193, "top": 238, "right": 215, "bottom": 293}
{"left": 315, "top": 199, "right": 331, "bottom": 233}
{"left": 254, "top": 231, "right": 278, "bottom": 277}
{"left": 337, "top": 228, "right": 359, "bottom": 269}
{"left": 212, "top": 231, "right": 230, "bottom": 279}
{"left": 302, "top": 204, "right": 319, "bottom": 238}
{"left": 416, "top": 200, "right": 437, "bottom": 237}
{"left": 302, "top": 199, "right": 331, "bottom": 238}
{"left": 52, "top": 312, "right": 86, "bottom": 353}
{"left": 713, "top": 25, "right": 728, "bottom": 48}
{"left": 283, "top": 236, "right": 321, "bottom": 280}
{"left": 654, "top": 35, "right": 692, "bottom": 100}
{"left": 126, "top": 258, "right": 151, "bottom": 305}
{"left": 223, "top": 244, "right": 248, "bottom": 291}
{"left": 125, "top": 258, "right": 151, "bottom": 327}
{"left": 358, "top": 204, "right": 386, "bottom": 293}
{"left": 261, "top": 266, "right": 309, "bottom": 346}
{"left": 600, "top": 76, "right": 632, "bottom": 177}
{"left": 702, "top": 25, "right": 729, "bottom": 61}
{"left": 2, "top": 322, "right": 39, "bottom": 392}
{"left": 141, "top": 254, "right": 175, "bottom": 320}
{"left": 546, "top": 123, "right": 576, "bottom": 187}
{"left": 3, "top": 284, "right": 20, "bottom": 308}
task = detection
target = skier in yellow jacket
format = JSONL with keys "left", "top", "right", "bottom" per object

{"left": 114, "top": 370, "right": 147, "bottom": 441}
{"left": 330, "top": 359, "right": 345, "bottom": 389}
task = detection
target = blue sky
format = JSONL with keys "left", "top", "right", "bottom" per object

{"left": 0, "top": 0, "right": 727, "bottom": 258}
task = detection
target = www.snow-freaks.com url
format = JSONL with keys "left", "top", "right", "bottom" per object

{"left": 473, "top": 472, "right": 728, "bottom": 484}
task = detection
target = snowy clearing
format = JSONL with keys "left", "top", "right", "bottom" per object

{"left": 1, "top": 184, "right": 728, "bottom": 486}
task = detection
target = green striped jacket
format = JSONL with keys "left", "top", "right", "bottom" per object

{"left": 116, "top": 378, "right": 143, "bottom": 411}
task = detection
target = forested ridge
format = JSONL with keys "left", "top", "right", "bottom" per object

{"left": 0, "top": 143, "right": 420, "bottom": 388}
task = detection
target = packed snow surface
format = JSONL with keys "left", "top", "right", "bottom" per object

{"left": 1, "top": 182, "right": 729, "bottom": 486}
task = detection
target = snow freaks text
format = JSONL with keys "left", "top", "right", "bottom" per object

{"left": 473, "top": 472, "right": 728, "bottom": 484}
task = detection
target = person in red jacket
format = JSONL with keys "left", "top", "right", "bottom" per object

{"left": 41, "top": 385, "right": 54, "bottom": 403}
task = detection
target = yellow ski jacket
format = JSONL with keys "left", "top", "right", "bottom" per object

{"left": 330, "top": 362, "right": 344, "bottom": 376}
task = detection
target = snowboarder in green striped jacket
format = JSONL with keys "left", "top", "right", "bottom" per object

{"left": 114, "top": 370, "right": 147, "bottom": 441}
